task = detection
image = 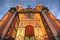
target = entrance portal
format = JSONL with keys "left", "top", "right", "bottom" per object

{"left": 25, "top": 25, "right": 34, "bottom": 40}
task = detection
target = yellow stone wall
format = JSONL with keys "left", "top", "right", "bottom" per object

{"left": 15, "top": 13, "right": 47, "bottom": 40}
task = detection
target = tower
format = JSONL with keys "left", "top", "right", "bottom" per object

{"left": 0, "top": 4, "right": 60, "bottom": 40}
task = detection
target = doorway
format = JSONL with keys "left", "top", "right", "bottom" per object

{"left": 25, "top": 25, "right": 35, "bottom": 40}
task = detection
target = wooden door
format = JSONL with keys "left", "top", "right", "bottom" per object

{"left": 25, "top": 25, "right": 34, "bottom": 40}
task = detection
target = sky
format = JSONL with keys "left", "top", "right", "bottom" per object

{"left": 0, "top": 0, "right": 60, "bottom": 19}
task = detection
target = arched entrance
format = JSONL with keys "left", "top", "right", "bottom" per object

{"left": 25, "top": 25, "right": 34, "bottom": 40}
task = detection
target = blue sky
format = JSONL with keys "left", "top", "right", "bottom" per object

{"left": 0, "top": 0, "right": 60, "bottom": 19}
